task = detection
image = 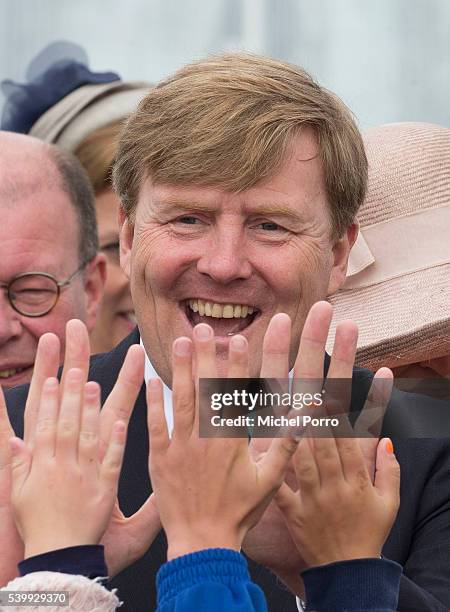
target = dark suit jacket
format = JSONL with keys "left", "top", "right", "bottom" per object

{"left": 6, "top": 329, "right": 450, "bottom": 611}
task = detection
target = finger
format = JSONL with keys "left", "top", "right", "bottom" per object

{"left": 292, "top": 436, "right": 320, "bottom": 494}
{"left": 33, "top": 377, "right": 60, "bottom": 460}
{"left": 355, "top": 368, "right": 393, "bottom": 439}
{"left": 326, "top": 321, "right": 358, "bottom": 379}
{"left": 147, "top": 378, "right": 169, "bottom": 453}
{"left": 227, "top": 335, "right": 249, "bottom": 379}
{"left": 259, "top": 436, "right": 300, "bottom": 491}
{"left": 312, "top": 434, "right": 344, "bottom": 486}
{"left": 192, "top": 324, "right": 216, "bottom": 436}
{"left": 78, "top": 382, "right": 101, "bottom": 470}
{"left": 324, "top": 321, "right": 358, "bottom": 420}
{"left": 105, "top": 494, "right": 161, "bottom": 579}
{"left": 334, "top": 436, "right": 370, "bottom": 485}
{"left": 55, "top": 368, "right": 84, "bottom": 462}
{"left": 100, "top": 421, "right": 127, "bottom": 489}
{"left": 192, "top": 324, "right": 216, "bottom": 379}
{"left": 60, "top": 319, "right": 90, "bottom": 393}
{"left": 100, "top": 344, "right": 145, "bottom": 459}
{"left": 294, "top": 301, "right": 332, "bottom": 379}
{"left": 0, "top": 387, "right": 14, "bottom": 465}
{"left": 171, "top": 338, "right": 195, "bottom": 439}
{"left": 374, "top": 438, "right": 401, "bottom": 514}
{"left": 9, "top": 437, "right": 32, "bottom": 492}
{"left": 292, "top": 302, "right": 331, "bottom": 401}
{"left": 260, "top": 313, "right": 291, "bottom": 378}
{"left": 23, "top": 333, "right": 60, "bottom": 446}
{"left": 357, "top": 438, "right": 379, "bottom": 483}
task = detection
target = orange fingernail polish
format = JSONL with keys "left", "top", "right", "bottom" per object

{"left": 386, "top": 439, "right": 394, "bottom": 454}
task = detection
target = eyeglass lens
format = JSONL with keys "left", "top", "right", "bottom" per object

{"left": 9, "top": 274, "right": 59, "bottom": 315}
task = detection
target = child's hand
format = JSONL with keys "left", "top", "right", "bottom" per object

{"left": 275, "top": 435, "right": 400, "bottom": 568}
{"left": 147, "top": 324, "right": 300, "bottom": 561}
{"left": 9, "top": 369, "right": 126, "bottom": 559}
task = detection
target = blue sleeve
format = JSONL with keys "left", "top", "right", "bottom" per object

{"left": 18, "top": 545, "right": 108, "bottom": 580}
{"left": 156, "top": 548, "right": 268, "bottom": 612}
{"left": 301, "top": 558, "right": 402, "bottom": 611}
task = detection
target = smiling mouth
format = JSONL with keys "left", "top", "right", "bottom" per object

{"left": 0, "top": 365, "right": 31, "bottom": 380}
{"left": 183, "top": 299, "right": 260, "bottom": 336}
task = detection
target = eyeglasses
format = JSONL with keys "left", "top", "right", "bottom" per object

{"left": 0, "top": 264, "right": 87, "bottom": 317}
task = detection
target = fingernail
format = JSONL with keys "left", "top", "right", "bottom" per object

{"left": 195, "top": 324, "right": 213, "bottom": 340}
{"left": 386, "top": 439, "right": 394, "bottom": 454}
{"left": 174, "top": 337, "right": 192, "bottom": 356}
{"left": 67, "top": 368, "right": 82, "bottom": 384}
{"left": 44, "top": 377, "right": 59, "bottom": 391}
{"left": 231, "top": 335, "right": 246, "bottom": 351}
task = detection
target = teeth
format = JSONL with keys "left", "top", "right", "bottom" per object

{"left": 222, "top": 305, "right": 234, "bottom": 318}
{"left": 188, "top": 299, "right": 257, "bottom": 319}
{"left": 0, "top": 368, "right": 22, "bottom": 378}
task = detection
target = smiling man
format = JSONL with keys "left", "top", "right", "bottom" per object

{"left": 5, "top": 54, "right": 450, "bottom": 611}
{"left": 115, "top": 55, "right": 364, "bottom": 385}
{"left": 0, "top": 132, "right": 105, "bottom": 388}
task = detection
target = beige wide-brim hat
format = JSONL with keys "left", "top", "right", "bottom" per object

{"left": 327, "top": 122, "right": 450, "bottom": 371}
{"left": 29, "top": 80, "right": 151, "bottom": 151}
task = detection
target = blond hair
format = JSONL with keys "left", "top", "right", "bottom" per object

{"left": 114, "top": 53, "right": 367, "bottom": 237}
{"left": 75, "top": 121, "right": 122, "bottom": 193}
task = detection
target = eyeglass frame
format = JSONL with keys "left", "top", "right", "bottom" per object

{"left": 0, "top": 261, "right": 89, "bottom": 318}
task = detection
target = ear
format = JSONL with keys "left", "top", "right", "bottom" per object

{"left": 326, "top": 221, "right": 359, "bottom": 296}
{"left": 83, "top": 253, "right": 107, "bottom": 333}
{"left": 119, "top": 207, "right": 134, "bottom": 279}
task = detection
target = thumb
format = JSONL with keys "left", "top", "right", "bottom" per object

{"left": 107, "top": 494, "right": 161, "bottom": 578}
{"left": 374, "top": 438, "right": 400, "bottom": 512}
{"left": 9, "top": 437, "right": 32, "bottom": 491}
{"left": 127, "top": 493, "right": 161, "bottom": 538}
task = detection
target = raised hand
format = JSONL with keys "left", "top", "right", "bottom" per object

{"left": 275, "top": 436, "right": 400, "bottom": 566}
{"left": 4, "top": 319, "right": 160, "bottom": 579}
{"left": 9, "top": 371, "right": 127, "bottom": 559}
{"left": 147, "top": 324, "right": 299, "bottom": 561}
{"left": 0, "top": 386, "right": 23, "bottom": 586}
{"left": 243, "top": 301, "right": 394, "bottom": 596}
{"left": 0, "top": 331, "right": 61, "bottom": 585}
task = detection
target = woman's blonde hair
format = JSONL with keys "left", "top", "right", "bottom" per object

{"left": 114, "top": 53, "right": 367, "bottom": 237}
{"left": 75, "top": 120, "right": 122, "bottom": 194}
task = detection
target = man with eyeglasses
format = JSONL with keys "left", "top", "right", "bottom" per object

{"left": 0, "top": 131, "right": 105, "bottom": 388}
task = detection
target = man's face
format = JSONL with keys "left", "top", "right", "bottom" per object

{"left": 0, "top": 169, "right": 97, "bottom": 389}
{"left": 121, "top": 129, "right": 354, "bottom": 384}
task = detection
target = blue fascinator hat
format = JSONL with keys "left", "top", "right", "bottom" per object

{"left": 1, "top": 41, "right": 151, "bottom": 151}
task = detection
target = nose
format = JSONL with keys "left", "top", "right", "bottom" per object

{"left": 196, "top": 229, "right": 252, "bottom": 284}
{"left": 0, "top": 289, "right": 23, "bottom": 345}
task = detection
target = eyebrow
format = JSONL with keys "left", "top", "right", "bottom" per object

{"left": 151, "top": 198, "right": 218, "bottom": 216}
{"left": 243, "top": 202, "right": 305, "bottom": 222}
{"left": 151, "top": 197, "right": 305, "bottom": 223}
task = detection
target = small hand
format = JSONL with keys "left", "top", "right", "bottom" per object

{"left": 7, "top": 320, "right": 160, "bottom": 577}
{"left": 243, "top": 302, "right": 394, "bottom": 596}
{"left": 147, "top": 325, "right": 299, "bottom": 561}
{"left": 0, "top": 331, "right": 60, "bottom": 586}
{"left": 275, "top": 436, "right": 400, "bottom": 567}
{"left": 10, "top": 370, "right": 127, "bottom": 559}
{"left": 0, "top": 386, "right": 23, "bottom": 586}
